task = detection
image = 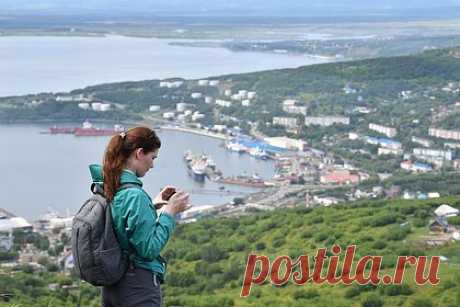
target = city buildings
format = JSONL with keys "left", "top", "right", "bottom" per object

{"left": 369, "top": 123, "right": 397, "bottom": 138}
{"left": 429, "top": 128, "right": 460, "bottom": 141}
{"left": 272, "top": 117, "right": 299, "bottom": 129}
{"left": 304, "top": 116, "right": 350, "bottom": 127}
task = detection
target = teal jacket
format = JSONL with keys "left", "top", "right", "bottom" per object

{"left": 89, "top": 164, "right": 176, "bottom": 282}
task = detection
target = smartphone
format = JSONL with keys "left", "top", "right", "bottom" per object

{"left": 162, "top": 187, "right": 176, "bottom": 201}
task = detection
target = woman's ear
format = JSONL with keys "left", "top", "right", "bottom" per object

{"left": 135, "top": 148, "right": 144, "bottom": 160}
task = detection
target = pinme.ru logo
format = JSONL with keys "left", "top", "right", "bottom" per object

{"left": 241, "top": 245, "right": 440, "bottom": 297}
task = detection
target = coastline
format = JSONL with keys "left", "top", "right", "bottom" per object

{"left": 159, "top": 125, "right": 227, "bottom": 140}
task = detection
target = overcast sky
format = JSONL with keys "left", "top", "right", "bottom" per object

{"left": 3, "top": 0, "right": 460, "bottom": 13}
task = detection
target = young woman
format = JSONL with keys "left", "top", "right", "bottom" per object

{"left": 90, "top": 126, "right": 190, "bottom": 307}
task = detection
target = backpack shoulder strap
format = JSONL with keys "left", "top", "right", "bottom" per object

{"left": 90, "top": 182, "right": 141, "bottom": 196}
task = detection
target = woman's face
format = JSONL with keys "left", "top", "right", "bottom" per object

{"left": 135, "top": 148, "right": 159, "bottom": 177}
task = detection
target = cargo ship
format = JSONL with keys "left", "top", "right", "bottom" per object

{"left": 248, "top": 146, "right": 270, "bottom": 160}
{"left": 47, "top": 120, "right": 125, "bottom": 136}
{"left": 225, "top": 141, "right": 247, "bottom": 153}
{"left": 217, "top": 173, "right": 270, "bottom": 188}
{"left": 49, "top": 126, "right": 75, "bottom": 134}
{"left": 183, "top": 151, "right": 207, "bottom": 182}
{"left": 74, "top": 120, "right": 124, "bottom": 137}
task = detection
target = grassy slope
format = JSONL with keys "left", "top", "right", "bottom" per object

{"left": 161, "top": 196, "right": 460, "bottom": 307}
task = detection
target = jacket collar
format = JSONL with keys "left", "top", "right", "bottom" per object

{"left": 89, "top": 164, "right": 143, "bottom": 187}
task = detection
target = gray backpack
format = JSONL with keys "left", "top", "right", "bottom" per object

{"left": 71, "top": 183, "right": 137, "bottom": 286}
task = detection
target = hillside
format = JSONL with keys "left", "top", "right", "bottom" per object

{"left": 1, "top": 197, "right": 459, "bottom": 306}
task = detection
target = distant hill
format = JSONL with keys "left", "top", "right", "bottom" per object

{"left": 3, "top": 0, "right": 460, "bottom": 15}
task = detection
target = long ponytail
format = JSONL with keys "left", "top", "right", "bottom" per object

{"left": 103, "top": 127, "right": 161, "bottom": 201}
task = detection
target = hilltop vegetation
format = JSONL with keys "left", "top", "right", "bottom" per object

{"left": 1, "top": 197, "right": 459, "bottom": 306}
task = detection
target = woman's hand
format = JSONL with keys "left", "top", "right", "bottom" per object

{"left": 162, "top": 190, "right": 192, "bottom": 216}
{"left": 153, "top": 186, "right": 176, "bottom": 209}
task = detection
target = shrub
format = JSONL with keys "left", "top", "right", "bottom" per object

{"left": 293, "top": 289, "right": 320, "bottom": 300}
{"left": 272, "top": 237, "right": 286, "bottom": 248}
{"left": 168, "top": 271, "right": 196, "bottom": 287}
{"left": 255, "top": 242, "right": 266, "bottom": 250}
{"left": 201, "top": 245, "right": 227, "bottom": 262}
{"left": 385, "top": 225, "right": 411, "bottom": 241}
{"left": 448, "top": 216, "right": 460, "bottom": 225}
{"left": 301, "top": 230, "right": 313, "bottom": 239}
{"left": 409, "top": 298, "right": 434, "bottom": 307}
{"left": 383, "top": 284, "right": 413, "bottom": 296}
{"left": 369, "top": 213, "right": 398, "bottom": 227}
{"left": 314, "top": 233, "right": 329, "bottom": 242}
{"left": 413, "top": 218, "right": 426, "bottom": 227}
{"left": 311, "top": 216, "right": 324, "bottom": 224}
{"left": 372, "top": 240, "right": 387, "bottom": 249}
{"left": 361, "top": 294, "right": 383, "bottom": 307}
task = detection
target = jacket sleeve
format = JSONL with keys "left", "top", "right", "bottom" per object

{"left": 124, "top": 190, "right": 176, "bottom": 261}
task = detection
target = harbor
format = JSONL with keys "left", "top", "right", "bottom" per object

{"left": 183, "top": 150, "right": 274, "bottom": 188}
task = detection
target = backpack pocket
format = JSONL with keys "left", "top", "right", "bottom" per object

{"left": 96, "top": 247, "right": 128, "bottom": 283}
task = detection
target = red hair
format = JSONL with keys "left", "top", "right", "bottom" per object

{"left": 103, "top": 126, "right": 161, "bottom": 201}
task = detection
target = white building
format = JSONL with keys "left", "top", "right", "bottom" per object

{"left": 205, "top": 97, "right": 214, "bottom": 104}
{"left": 198, "top": 80, "right": 209, "bottom": 86}
{"left": 343, "top": 85, "right": 357, "bottom": 94}
{"left": 304, "top": 116, "right": 350, "bottom": 126}
{"left": 212, "top": 125, "right": 227, "bottom": 132}
{"left": 91, "top": 102, "right": 102, "bottom": 111}
{"left": 264, "top": 137, "right": 307, "bottom": 151}
{"left": 162, "top": 112, "right": 175, "bottom": 119}
{"left": 191, "top": 93, "right": 203, "bottom": 99}
{"left": 313, "top": 196, "right": 341, "bottom": 207}
{"left": 231, "top": 94, "right": 243, "bottom": 101}
{"left": 56, "top": 94, "right": 85, "bottom": 102}
{"left": 159, "top": 81, "right": 183, "bottom": 88}
{"left": 238, "top": 90, "right": 248, "bottom": 98}
{"left": 49, "top": 217, "right": 73, "bottom": 230}
{"left": 0, "top": 216, "right": 32, "bottom": 232}
{"left": 283, "top": 99, "right": 297, "bottom": 106}
{"left": 412, "top": 136, "right": 432, "bottom": 147}
{"left": 192, "top": 112, "right": 205, "bottom": 121}
{"left": 176, "top": 103, "right": 188, "bottom": 112}
{"left": 369, "top": 123, "right": 397, "bottom": 138}
{"left": 78, "top": 103, "right": 90, "bottom": 110}
{"left": 429, "top": 128, "right": 460, "bottom": 141}
{"left": 273, "top": 117, "right": 299, "bottom": 129}
{"left": 149, "top": 105, "right": 161, "bottom": 112}
{"left": 284, "top": 105, "right": 308, "bottom": 116}
{"left": 216, "top": 99, "right": 232, "bottom": 108}
{"left": 242, "top": 100, "right": 251, "bottom": 107}
{"left": 224, "top": 89, "right": 232, "bottom": 97}
{"left": 209, "top": 80, "right": 220, "bottom": 86}
{"left": 247, "top": 92, "right": 257, "bottom": 99}
{"left": 400, "top": 160, "right": 433, "bottom": 173}
{"left": 349, "top": 133, "right": 359, "bottom": 140}
{"left": 413, "top": 148, "right": 453, "bottom": 161}
{"left": 99, "top": 103, "right": 111, "bottom": 112}
{"left": 282, "top": 99, "right": 307, "bottom": 115}
{"left": 378, "top": 147, "right": 403, "bottom": 156}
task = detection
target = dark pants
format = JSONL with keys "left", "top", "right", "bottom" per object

{"left": 102, "top": 267, "right": 162, "bottom": 307}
